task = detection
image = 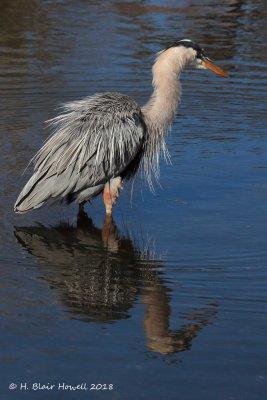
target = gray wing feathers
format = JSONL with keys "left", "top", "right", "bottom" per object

{"left": 14, "top": 92, "right": 145, "bottom": 213}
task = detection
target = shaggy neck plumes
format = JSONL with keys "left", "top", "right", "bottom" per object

{"left": 141, "top": 46, "right": 194, "bottom": 188}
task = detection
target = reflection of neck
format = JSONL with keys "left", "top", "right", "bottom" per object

{"left": 143, "top": 284, "right": 218, "bottom": 354}
{"left": 143, "top": 285, "right": 173, "bottom": 354}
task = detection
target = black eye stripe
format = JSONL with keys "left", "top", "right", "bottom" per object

{"left": 164, "top": 39, "right": 205, "bottom": 59}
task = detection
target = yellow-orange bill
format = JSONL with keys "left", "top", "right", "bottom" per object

{"left": 202, "top": 59, "right": 229, "bottom": 78}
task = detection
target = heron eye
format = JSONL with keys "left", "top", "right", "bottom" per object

{"left": 200, "top": 50, "right": 206, "bottom": 59}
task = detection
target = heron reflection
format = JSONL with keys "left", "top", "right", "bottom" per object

{"left": 14, "top": 214, "right": 217, "bottom": 354}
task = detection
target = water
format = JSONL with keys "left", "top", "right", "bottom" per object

{"left": 1, "top": 0, "right": 267, "bottom": 399}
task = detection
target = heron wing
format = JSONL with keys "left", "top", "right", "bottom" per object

{"left": 15, "top": 92, "right": 146, "bottom": 213}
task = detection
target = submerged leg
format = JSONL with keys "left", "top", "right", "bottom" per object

{"left": 103, "top": 177, "right": 122, "bottom": 216}
{"left": 77, "top": 201, "right": 88, "bottom": 225}
{"left": 79, "top": 202, "right": 85, "bottom": 214}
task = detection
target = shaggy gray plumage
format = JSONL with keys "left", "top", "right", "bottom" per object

{"left": 15, "top": 92, "right": 146, "bottom": 213}
{"left": 15, "top": 40, "right": 222, "bottom": 214}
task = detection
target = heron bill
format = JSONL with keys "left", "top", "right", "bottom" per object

{"left": 202, "top": 58, "right": 229, "bottom": 78}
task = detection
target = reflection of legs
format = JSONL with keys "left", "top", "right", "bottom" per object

{"left": 103, "top": 177, "right": 122, "bottom": 216}
{"left": 102, "top": 216, "right": 119, "bottom": 251}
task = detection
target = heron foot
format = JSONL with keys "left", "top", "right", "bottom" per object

{"left": 103, "top": 177, "right": 122, "bottom": 216}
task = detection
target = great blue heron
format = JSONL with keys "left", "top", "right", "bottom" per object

{"left": 14, "top": 39, "right": 228, "bottom": 216}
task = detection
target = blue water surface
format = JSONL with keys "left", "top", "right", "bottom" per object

{"left": 0, "top": 1, "right": 267, "bottom": 399}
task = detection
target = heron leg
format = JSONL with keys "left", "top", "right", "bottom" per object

{"left": 77, "top": 202, "right": 87, "bottom": 227}
{"left": 103, "top": 177, "right": 122, "bottom": 216}
{"left": 79, "top": 202, "right": 86, "bottom": 214}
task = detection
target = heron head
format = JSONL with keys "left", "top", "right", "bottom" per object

{"left": 167, "top": 39, "right": 229, "bottom": 78}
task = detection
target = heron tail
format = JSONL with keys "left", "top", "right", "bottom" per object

{"left": 14, "top": 169, "right": 55, "bottom": 214}
{"left": 14, "top": 167, "right": 105, "bottom": 214}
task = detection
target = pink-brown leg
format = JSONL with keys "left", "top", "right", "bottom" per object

{"left": 103, "top": 177, "right": 122, "bottom": 216}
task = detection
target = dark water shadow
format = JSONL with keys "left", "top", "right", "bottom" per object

{"left": 14, "top": 213, "right": 218, "bottom": 355}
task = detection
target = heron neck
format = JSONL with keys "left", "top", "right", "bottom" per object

{"left": 142, "top": 47, "right": 191, "bottom": 133}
